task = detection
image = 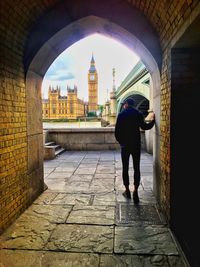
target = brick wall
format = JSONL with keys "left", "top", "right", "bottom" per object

{"left": 0, "top": 1, "right": 52, "bottom": 233}
{"left": 157, "top": 1, "right": 199, "bottom": 219}
{"left": 0, "top": 4, "right": 27, "bottom": 232}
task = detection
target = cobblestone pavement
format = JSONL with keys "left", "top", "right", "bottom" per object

{"left": 0, "top": 150, "right": 188, "bottom": 266}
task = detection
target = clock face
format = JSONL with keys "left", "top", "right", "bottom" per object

{"left": 90, "top": 75, "right": 95, "bottom": 81}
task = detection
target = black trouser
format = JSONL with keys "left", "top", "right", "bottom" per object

{"left": 121, "top": 146, "right": 141, "bottom": 188}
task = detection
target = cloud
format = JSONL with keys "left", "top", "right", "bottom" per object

{"left": 45, "top": 53, "right": 75, "bottom": 80}
{"left": 42, "top": 34, "right": 139, "bottom": 104}
{"left": 46, "top": 71, "right": 75, "bottom": 81}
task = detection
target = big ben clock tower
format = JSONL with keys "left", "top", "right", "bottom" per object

{"left": 88, "top": 54, "right": 98, "bottom": 113}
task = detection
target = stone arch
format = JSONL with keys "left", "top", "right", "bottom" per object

{"left": 26, "top": 15, "right": 161, "bottom": 77}
{"left": 24, "top": 0, "right": 162, "bottom": 73}
{"left": 25, "top": 6, "right": 161, "bottom": 208}
{"left": 117, "top": 90, "right": 149, "bottom": 113}
{"left": 119, "top": 93, "right": 149, "bottom": 114}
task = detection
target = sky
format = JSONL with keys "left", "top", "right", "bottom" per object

{"left": 42, "top": 33, "right": 139, "bottom": 104}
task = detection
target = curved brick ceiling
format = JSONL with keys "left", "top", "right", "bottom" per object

{"left": 1, "top": 0, "right": 197, "bottom": 73}
{"left": 23, "top": 0, "right": 162, "bottom": 74}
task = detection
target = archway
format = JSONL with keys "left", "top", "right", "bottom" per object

{"left": 25, "top": 1, "right": 161, "bottom": 209}
{"left": 119, "top": 94, "right": 149, "bottom": 115}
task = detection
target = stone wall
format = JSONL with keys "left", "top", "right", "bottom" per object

{"left": 45, "top": 128, "right": 147, "bottom": 151}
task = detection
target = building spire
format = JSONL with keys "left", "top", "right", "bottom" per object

{"left": 91, "top": 52, "right": 95, "bottom": 64}
{"left": 106, "top": 88, "right": 109, "bottom": 101}
{"left": 112, "top": 68, "right": 116, "bottom": 92}
{"left": 89, "top": 53, "right": 96, "bottom": 73}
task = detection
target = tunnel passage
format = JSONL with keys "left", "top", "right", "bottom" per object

{"left": 119, "top": 94, "right": 149, "bottom": 117}
{"left": 25, "top": 2, "right": 161, "bottom": 243}
{"left": 1, "top": 2, "right": 200, "bottom": 266}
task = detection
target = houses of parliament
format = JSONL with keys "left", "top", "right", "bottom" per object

{"left": 42, "top": 55, "right": 98, "bottom": 120}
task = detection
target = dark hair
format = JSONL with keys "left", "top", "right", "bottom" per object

{"left": 122, "top": 98, "right": 135, "bottom": 107}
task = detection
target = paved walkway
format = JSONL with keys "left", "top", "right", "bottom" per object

{"left": 0, "top": 150, "right": 188, "bottom": 266}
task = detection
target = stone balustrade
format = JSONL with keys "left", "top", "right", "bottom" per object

{"left": 44, "top": 128, "right": 147, "bottom": 151}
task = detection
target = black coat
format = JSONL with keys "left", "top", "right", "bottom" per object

{"left": 115, "top": 107, "right": 155, "bottom": 149}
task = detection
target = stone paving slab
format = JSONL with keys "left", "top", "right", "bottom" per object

{"left": 74, "top": 168, "right": 96, "bottom": 175}
{"left": 0, "top": 250, "right": 44, "bottom": 267}
{"left": 0, "top": 250, "right": 99, "bottom": 267}
{"left": 45, "top": 179, "right": 68, "bottom": 191}
{"left": 93, "top": 192, "right": 116, "bottom": 206}
{"left": 51, "top": 193, "right": 91, "bottom": 205}
{"left": 78, "top": 163, "right": 98, "bottom": 168}
{"left": 116, "top": 169, "right": 124, "bottom": 176}
{"left": 60, "top": 159, "right": 82, "bottom": 163}
{"left": 54, "top": 166, "right": 77, "bottom": 172}
{"left": 45, "top": 224, "right": 114, "bottom": 253}
{"left": 46, "top": 172, "right": 73, "bottom": 178}
{"left": 141, "top": 175, "right": 153, "bottom": 190}
{"left": 114, "top": 225, "right": 179, "bottom": 255}
{"left": 68, "top": 174, "right": 93, "bottom": 182}
{"left": 115, "top": 177, "right": 125, "bottom": 191}
{"left": 44, "top": 167, "right": 55, "bottom": 174}
{"left": 44, "top": 162, "right": 60, "bottom": 167}
{"left": 100, "top": 254, "right": 185, "bottom": 267}
{"left": 0, "top": 220, "right": 55, "bottom": 250}
{"left": 98, "top": 162, "right": 115, "bottom": 166}
{"left": 58, "top": 162, "right": 80, "bottom": 167}
{"left": 61, "top": 181, "right": 91, "bottom": 193}
{"left": 96, "top": 166, "right": 115, "bottom": 173}
{"left": 33, "top": 191, "right": 58, "bottom": 205}
{"left": 89, "top": 179, "right": 115, "bottom": 193}
{"left": 100, "top": 254, "right": 142, "bottom": 267}
{"left": 100, "top": 156, "right": 115, "bottom": 160}
{"left": 140, "top": 165, "right": 153, "bottom": 172}
{"left": 17, "top": 204, "right": 72, "bottom": 224}
{"left": 85, "top": 153, "right": 101, "bottom": 157}
{"left": 94, "top": 173, "right": 115, "bottom": 179}
{"left": 67, "top": 205, "right": 115, "bottom": 225}
{"left": 136, "top": 189, "right": 157, "bottom": 203}
{"left": 42, "top": 251, "right": 99, "bottom": 267}
{"left": 81, "top": 159, "right": 99, "bottom": 163}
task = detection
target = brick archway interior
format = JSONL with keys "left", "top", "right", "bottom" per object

{"left": 25, "top": 16, "right": 161, "bottom": 214}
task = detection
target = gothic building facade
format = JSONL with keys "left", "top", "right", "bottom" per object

{"left": 42, "top": 85, "right": 86, "bottom": 120}
{"left": 43, "top": 55, "right": 99, "bottom": 119}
